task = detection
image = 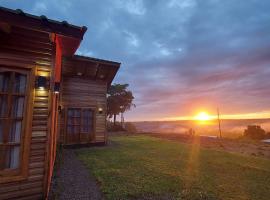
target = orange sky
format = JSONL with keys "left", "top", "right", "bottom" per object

{"left": 163, "top": 110, "right": 270, "bottom": 121}
{"left": 125, "top": 109, "right": 270, "bottom": 122}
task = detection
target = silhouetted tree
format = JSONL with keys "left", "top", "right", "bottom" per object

{"left": 243, "top": 125, "right": 266, "bottom": 140}
{"left": 107, "top": 84, "right": 135, "bottom": 126}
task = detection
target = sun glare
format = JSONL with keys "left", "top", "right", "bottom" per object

{"left": 194, "top": 112, "right": 211, "bottom": 121}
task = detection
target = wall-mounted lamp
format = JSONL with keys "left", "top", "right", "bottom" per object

{"left": 99, "top": 74, "right": 105, "bottom": 79}
{"left": 35, "top": 76, "right": 48, "bottom": 89}
{"left": 58, "top": 105, "right": 62, "bottom": 113}
{"left": 98, "top": 107, "right": 103, "bottom": 114}
{"left": 54, "top": 82, "right": 60, "bottom": 94}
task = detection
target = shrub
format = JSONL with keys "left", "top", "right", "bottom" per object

{"left": 124, "top": 122, "right": 137, "bottom": 133}
{"left": 107, "top": 121, "right": 125, "bottom": 132}
{"left": 243, "top": 125, "right": 266, "bottom": 140}
{"left": 107, "top": 121, "right": 137, "bottom": 133}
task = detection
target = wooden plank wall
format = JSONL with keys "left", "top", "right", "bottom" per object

{"left": 60, "top": 76, "right": 107, "bottom": 143}
{"left": 0, "top": 25, "right": 53, "bottom": 199}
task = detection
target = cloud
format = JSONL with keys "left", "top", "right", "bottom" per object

{"left": 116, "top": 0, "right": 146, "bottom": 15}
{"left": 76, "top": 49, "right": 95, "bottom": 57}
{"left": 168, "top": 0, "right": 197, "bottom": 9}
{"left": 32, "top": 2, "right": 48, "bottom": 13}
{"left": 123, "top": 31, "right": 140, "bottom": 47}
{"left": 2, "top": 0, "right": 270, "bottom": 121}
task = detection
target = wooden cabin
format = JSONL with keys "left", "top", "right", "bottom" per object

{"left": 60, "top": 55, "right": 119, "bottom": 145}
{"left": 0, "top": 7, "right": 120, "bottom": 199}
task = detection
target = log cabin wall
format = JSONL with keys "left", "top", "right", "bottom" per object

{"left": 0, "top": 25, "right": 54, "bottom": 199}
{"left": 59, "top": 76, "right": 107, "bottom": 144}
{"left": 0, "top": 6, "right": 118, "bottom": 199}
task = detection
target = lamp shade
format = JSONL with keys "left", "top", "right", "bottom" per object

{"left": 54, "top": 82, "right": 60, "bottom": 93}
{"left": 36, "top": 76, "right": 47, "bottom": 89}
{"left": 98, "top": 107, "right": 103, "bottom": 114}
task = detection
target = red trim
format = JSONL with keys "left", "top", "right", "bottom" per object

{"left": 45, "top": 93, "right": 59, "bottom": 199}
{"left": 55, "top": 35, "right": 62, "bottom": 82}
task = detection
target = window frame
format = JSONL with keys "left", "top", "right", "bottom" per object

{"left": 0, "top": 66, "right": 34, "bottom": 183}
{"left": 64, "top": 106, "right": 96, "bottom": 144}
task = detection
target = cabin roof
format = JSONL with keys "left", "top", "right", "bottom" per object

{"left": 62, "top": 55, "right": 120, "bottom": 86}
{"left": 73, "top": 55, "right": 121, "bottom": 66}
{"left": 0, "top": 6, "right": 87, "bottom": 39}
{"left": 0, "top": 6, "right": 121, "bottom": 85}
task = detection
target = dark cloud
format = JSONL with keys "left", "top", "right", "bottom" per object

{"left": 2, "top": 0, "right": 270, "bottom": 120}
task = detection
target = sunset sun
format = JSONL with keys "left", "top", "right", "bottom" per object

{"left": 194, "top": 112, "right": 211, "bottom": 121}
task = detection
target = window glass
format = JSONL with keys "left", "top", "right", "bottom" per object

{"left": 67, "top": 116, "right": 80, "bottom": 125}
{"left": 68, "top": 109, "right": 74, "bottom": 117}
{"left": 5, "top": 146, "right": 20, "bottom": 169}
{"left": 66, "top": 108, "right": 94, "bottom": 143}
{"left": 0, "top": 72, "right": 10, "bottom": 92}
{"left": 12, "top": 96, "right": 25, "bottom": 118}
{"left": 67, "top": 117, "right": 73, "bottom": 125}
{"left": 0, "top": 70, "right": 27, "bottom": 172}
{"left": 81, "top": 125, "right": 88, "bottom": 133}
{"left": 75, "top": 118, "right": 80, "bottom": 125}
{"left": 0, "top": 95, "right": 8, "bottom": 117}
{"left": 74, "top": 126, "right": 80, "bottom": 134}
{"left": 67, "top": 125, "right": 81, "bottom": 134}
{"left": 81, "top": 109, "right": 93, "bottom": 133}
{"left": 9, "top": 121, "right": 22, "bottom": 143}
{"left": 67, "top": 125, "right": 73, "bottom": 134}
{"left": 74, "top": 109, "right": 80, "bottom": 117}
{"left": 0, "top": 145, "right": 4, "bottom": 170}
{"left": 13, "top": 73, "right": 26, "bottom": 94}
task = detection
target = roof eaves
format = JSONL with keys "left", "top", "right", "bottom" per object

{"left": 0, "top": 6, "right": 87, "bottom": 39}
{"left": 73, "top": 54, "right": 121, "bottom": 66}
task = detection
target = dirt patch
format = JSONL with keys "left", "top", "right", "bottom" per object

{"left": 143, "top": 132, "right": 270, "bottom": 159}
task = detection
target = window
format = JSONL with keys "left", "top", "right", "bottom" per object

{"left": 81, "top": 109, "right": 93, "bottom": 133}
{"left": 65, "top": 108, "right": 94, "bottom": 144}
{"left": 0, "top": 68, "right": 29, "bottom": 175}
{"left": 67, "top": 108, "right": 81, "bottom": 136}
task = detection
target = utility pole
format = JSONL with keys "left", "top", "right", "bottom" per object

{"left": 121, "top": 112, "right": 124, "bottom": 128}
{"left": 217, "top": 108, "right": 222, "bottom": 138}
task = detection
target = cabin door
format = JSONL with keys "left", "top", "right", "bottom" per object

{"left": 65, "top": 108, "right": 94, "bottom": 144}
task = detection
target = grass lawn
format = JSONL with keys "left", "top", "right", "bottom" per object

{"left": 76, "top": 135, "right": 270, "bottom": 200}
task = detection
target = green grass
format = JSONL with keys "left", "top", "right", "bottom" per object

{"left": 76, "top": 135, "right": 270, "bottom": 200}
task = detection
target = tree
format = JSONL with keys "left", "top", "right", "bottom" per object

{"left": 107, "top": 84, "right": 135, "bottom": 126}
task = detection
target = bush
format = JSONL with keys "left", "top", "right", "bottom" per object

{"left": 107, "top": 121, "right": 137, "bottom": 133}
{"left": 124, "top": 122, "right": 137, "bottom": 133}
{"left": 107, "top": 121, "right": 125, "bottom": 132}
{"left": 243, "top": 125, "right": 266, "bottom": 140}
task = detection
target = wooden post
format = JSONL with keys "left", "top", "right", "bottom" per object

{"left": 217, "top": 108, "right": 222, "bottom": 138}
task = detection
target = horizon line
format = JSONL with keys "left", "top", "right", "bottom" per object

{"left": 126, "top": 111, "right": 270, "bottom": 122}
{"left": 127, "top": 117, "right": 270, "bottom": 123}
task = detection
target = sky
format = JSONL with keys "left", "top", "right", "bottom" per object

{"left": 2, "top": 0, "right": 270, "bottom": 121}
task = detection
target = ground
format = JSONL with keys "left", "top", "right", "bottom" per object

{"left": 145, "top": 132, "right": 270, "bottom": 159}
{"left": 50, "top": 134, "right": 270, "bottom": 200}
{"left": 49, "top": 149, "right": 103, "bottom": 200}
{"left": 76, "top": 135, "right": 270, "bottom": 200}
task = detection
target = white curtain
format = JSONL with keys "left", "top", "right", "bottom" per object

{"left": 8, "top": 146, "right": 20, "bottom": 169}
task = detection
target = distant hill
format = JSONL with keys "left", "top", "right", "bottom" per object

{"left": 132, "top": 119, "right": 270, "bottom": 138}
